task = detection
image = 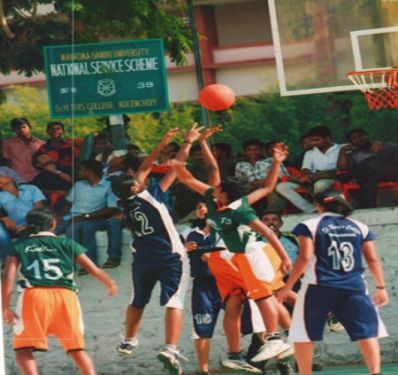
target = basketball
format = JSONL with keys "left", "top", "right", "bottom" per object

{"left": 198, "top": 84, "right": 236, "bottom": 111}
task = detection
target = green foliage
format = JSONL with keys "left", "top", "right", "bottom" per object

{"left": 0, "top": 0, "right": 192, "bottom": 78}
{"left": 2, "top": 85, "right": 398, "bottom": 162}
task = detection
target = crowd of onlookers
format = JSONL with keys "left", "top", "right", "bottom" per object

{"left": 1, "top": 117, "right": 398, "bottom": 269}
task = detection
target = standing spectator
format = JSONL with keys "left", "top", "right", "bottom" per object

{"left": 0, "top": 176, "right": 46, "bottom": 263}
{"left": 57, "top": 159, "right": 123, "bottom": 270}
{"left": 337, "top": 128, "right": 398, "bottom": 208}
{"left": 2, "top": 118, "right": 44, "bottom": 182}
{"left": 37, "top": 121, "right": 79, "bottom": 176}
{"left": 2, "top": 207, "right": 118, "bottom": 375}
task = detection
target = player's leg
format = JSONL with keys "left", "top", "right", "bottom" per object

{"left": 158, "top": 253, "right": 190, "bottom": 375}
{"left": 69, "top": 350, "right": 96, "bottom": 375}
{"left": 224, "top": 292, "right": 244, "bottom": 353}
{"left": 358, "top": 338, "right": 381, "bottom": 375}
{"left": 195, "top": 338, "right": 211, "bottom": 374}
{"left": 294, "top": 342, "right": 315, "bottom": 375}
{"left": 118, "top": 260, "right": 156, "bottom": 355}
{"left": 15, "top": 349, "right": 39, "bottom": 375}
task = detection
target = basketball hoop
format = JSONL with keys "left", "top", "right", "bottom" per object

{"left": 347, "top": 68, "right": 398, "bottom": 109}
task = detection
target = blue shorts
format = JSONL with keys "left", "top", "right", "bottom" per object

{"left": 131, "top": 252, "right": 189, "bottom": 309}
{"left": 191, "top": 278, "right": 222, "bottom": 339}
{"left": 290, "top": 284, "right": 381, "bottom": 342}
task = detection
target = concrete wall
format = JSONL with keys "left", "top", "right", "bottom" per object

{"left": 3, "top": 208, "right": 398, "bottom": 374}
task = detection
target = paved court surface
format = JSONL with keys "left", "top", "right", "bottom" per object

{"left": 203, "top": 363, "right": 398, "bottom": 375}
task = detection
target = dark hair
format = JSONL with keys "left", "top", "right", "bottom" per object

{"left": 79, "top": 159, "right": 103, "bottom": 178}
{"left": 10, "top": 117, "right": 30, "bottom": 130}
{"left": 26, "top": 208, "right": 55, "bottom": 234}
{"left": 123, "top": 155, "right": 143, "bottom": 173}
{"left": 94, "top": 132, "right": 111, "bottom": 143}
{"left": 110, "top": 174, "right": 137, "bottom": 200}
{"left": 220, "top": 178, "right": 245, "bottom": 203}
{"left": 127, "top": 144, "right": 142, "bottom": 153}
{"left": 306, "top": 126, "right": 331, "bottom": 139}
{"left": 242, "top": 139, "right": 263, "bottom": 150}
{"left": 313, "top": 189, "right": 353, "bottom": 217}
{"left": 300, "top": 133, "right": 310, "bottom": 142}
{"left": 214, "top": 142, "right": 232, "bottom": 157}
{"left": 346, "top": 128, "right": 368, "bottom": 141}
{"left": 47, "top": 121, "right": 65, "bottom": 131}
{"left": 260, "top": 210, "right": 282, "bottom": 221}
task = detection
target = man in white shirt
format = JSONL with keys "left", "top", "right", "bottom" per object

{"left": 276, "top": 126, "right": 343, "bottom": 212}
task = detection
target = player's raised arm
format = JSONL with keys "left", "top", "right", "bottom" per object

{"left": 247, "top": 142, "right": 288, "bottom": 205}
{"left": 199, "top": 125, "right": 223, "bottom": 186}
{"left": 167, "top": 159, "right": 211, "bottom": 196}
{"left": 134, "top": 127, "right": 180, "bottom": 184}
{"left": 159, "top": 123, "right": 204, "bottom": 192}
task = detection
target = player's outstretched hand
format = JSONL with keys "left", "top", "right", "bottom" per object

{"left": 273, "top": 142, "right": 288, "bottom": 163}
{"left": 183, "top": 122, "right": 205, "bottom": 144}
{"left": 161, "top": 127, "right": 180, "bottom": 145}
{"left": 373, "top": 288, "right": 388, "bottom": 307}
{"left": 199, "top": 125, "right": 223, "bottom": 142}
{"left": 3, "top": 307, "right": 19, "bottom": 326}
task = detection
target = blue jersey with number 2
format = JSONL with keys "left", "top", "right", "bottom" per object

{"left": 293, "top": 213, "right": 376, "bottom": 292}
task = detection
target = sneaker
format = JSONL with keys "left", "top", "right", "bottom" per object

{"left": 276, "top": 361, "right": 294, "bottom": 375}
{"left": 275, "top": 344, "right": 294, "bottom": 360}
{"left": 250, "top": 339, "right": 291, "bottom": 363}
{"left": 157, "top": 347, "right": 187, "bottom": 375}
{"left": 221, "top": 352, "right": 262, "bottom": 374}
{"left": 327, "top": 316, "right": 345, "bottom": 332}
{"left": 102, "top": 258, "right": 121, "bottom": 269}
{"left": 117, "top": 336, "right": 138, "bottom": 355}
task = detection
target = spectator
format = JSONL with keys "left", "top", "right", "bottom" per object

{"left": 2, "top": 118, "right": 44, "bottom": 182}
{"left": 235, "top": 139, "right": 290, "bottom": 213}
{"left": 337, "top": 128, "right": 398, "bottom": 208}
{"left": 212, "top": 142, "right": 235, "bottom": 180}
{"left": 0, "top": 176, "right": 46, "bottom": 263}
{"left": 127, "top": 143, "right": 144, "bottom": 158}
{"left": 276, "top": 126, "right": 342, "bottom": 213}
{"left": 31, "top": 153, "right": 72, "bottom": 209}
{"left": 0, "top": 165, "right": 24, "bottom": 185}
{"left": 57, "top": 159, "right": 123, "bottom": 270}
{"left": 37, "top": 121, "right": 79, "bottom": 176}
{"left": 290, "top": 133, "right": 313, "bottom": 170}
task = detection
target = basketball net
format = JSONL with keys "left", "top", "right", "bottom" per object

{"left": 347, "top": 68, "right": 398, "bottom": 109}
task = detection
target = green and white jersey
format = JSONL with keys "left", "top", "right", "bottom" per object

{"left": 204, "top": 188, "right": 259, "bottom": 253}
{"left": 8, "top": 232, "right": 86, "bottom": 291}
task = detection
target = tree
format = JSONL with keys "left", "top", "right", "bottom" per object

{"left": 0, "top": 0, "right": 192, "bottom": 78}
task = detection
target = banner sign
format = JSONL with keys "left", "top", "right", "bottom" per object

{"left": 43, "top": 39, "right": 169, "bottom": 118}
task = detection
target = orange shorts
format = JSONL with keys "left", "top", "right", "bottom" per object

{"left": 207, "top": 244, "right": 285, "bottom": 301}
{"left": 13, "top": 287, "right": 85, "bottom": 352}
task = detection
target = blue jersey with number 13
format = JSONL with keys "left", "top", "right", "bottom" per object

{"left": 293, "top": 213, "right": 376, "bottom": 292}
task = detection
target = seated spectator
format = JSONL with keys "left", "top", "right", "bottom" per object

{"left": 57, "top": 160, "right": 123, "bottom": 270}
{"left": 0, "top": 176, "right": 46, "bottom": 263}
{"left": 0, "top": 165, "right": 24, "bottom": 185}
{"left": 93, "top": 132, "right": 127, "bottom": 175}
{"left": 2, "top": 118, "right": 45, "bottom": 182}
{"left": 127, "top": 143, "right": 144, "bottom": 158}
{"left": 235, "top": 139, "right": 289, "bottom": 213}
{"left": 290, "top": 133, "right": 313, "bottom": 169}
{"left": 276, "top": 126, "right": 342, "bottom": 213}
{"left": 31, "top": 153, "right": 72, "bottom": 209}
{"left": 212, "top": 142, "right": 235, "bottom": 180}
{"left": 337, "top": 128, "right": 398, "bottom": 208}
{"left": 37, "top": 121, "right": 80, "bottom": 176}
